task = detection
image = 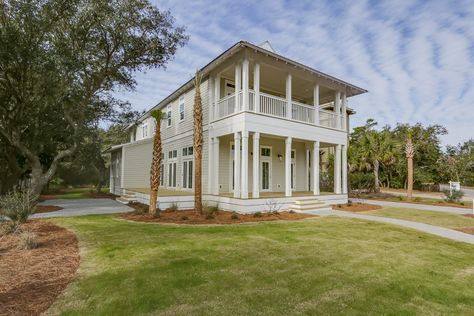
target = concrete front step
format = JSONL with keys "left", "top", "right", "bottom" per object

{"left": 288, "top": 197, "right": 333, "bottom": 212}
{"left": 117, "top": 195, "right": 137, "bottom": 204}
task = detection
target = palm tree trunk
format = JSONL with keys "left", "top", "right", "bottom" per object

{"left": 193, "top": 72, "right": 203, "bottom": 213}
{"left": 407, "top": 156, "right": 413, "bottom": 201}
{"left": 373, "top": 160, "right": 380, "bottom": 193}
{"left": 149, "top": 110, "right": 163, "bottom": 215}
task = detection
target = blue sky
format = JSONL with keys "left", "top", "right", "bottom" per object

{"left": 115, "top": 0, "right": 474, "bottom": 146}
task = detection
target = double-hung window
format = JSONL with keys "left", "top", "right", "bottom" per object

{"left": 167, "top": 105, "right": 172, "bottom": 127}
{"left": 142, "top": 124, "right": 148, "bottom": 138}
{"left": 182, "top": 146, "right": 193, "bottom": 189}
{"left": 160, "top": 153, "right": 165, "bottom": 186}
{"left": 179, "top": 96, "right": 185, "bottom": 121}
{"left": 168, "top": 150, "right": 177, "bottom": 187}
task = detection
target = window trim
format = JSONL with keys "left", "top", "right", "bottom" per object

{"left": 179, "top": 95, "right": 185, "bottom": 122}
{"left": 167, "top": 105, "right": 172, "bottom": 128}
{"left": 142, "top": 123, "right": 148, "bottom": 138}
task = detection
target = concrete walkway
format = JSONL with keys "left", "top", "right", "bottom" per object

{"left": 33, "top": 198, "right": 132, "bottom": 218}
{"left": 305, "top": 209, "right": 474, "bottom": 245}
{"left": 354, "top": 199, "right": 472, "bottom": 215}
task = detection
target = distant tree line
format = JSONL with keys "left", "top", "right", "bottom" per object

{"left": 349, "top": 119, "right": 474, "bottom": 192}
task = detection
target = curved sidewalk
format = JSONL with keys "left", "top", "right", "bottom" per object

{"left": 306, "top": 209, "right": 474, "bottom": 245}
{"left": 353, "top": 199, "right": 471, "bottom": 215}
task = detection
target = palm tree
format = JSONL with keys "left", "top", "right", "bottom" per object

{"left": 193, "top": 71, "right": 203, "bottom": 213}
{"left": 359, "top": 131, "right": 396, "bottom": 192}
{"left": 405, "top": 132, "right": 415, "bottom": 201}
{"left": 149, "top": 110, "right": 164, "bottom": 215}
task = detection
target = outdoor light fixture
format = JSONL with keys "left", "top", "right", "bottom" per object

{"left": 277, "top": 154, "right": 283, "bottom": 161}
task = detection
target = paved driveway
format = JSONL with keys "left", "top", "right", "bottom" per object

{"left": 32, "top": 198, "right": 132, "bottom": 218}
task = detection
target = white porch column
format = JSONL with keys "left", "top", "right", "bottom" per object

{"left": 252, "top": 132, "right": 260, "bottom": 198}
{"left": 334, "top": 144, "right": 342, "bottom": 194}
{"left": 335, "top": 91, "right": 341, "bottom": 129}
{"left": 235, "top": 63, "right": 242, "bottom": 111}
{"left": 214, "top": 74, "right": 220, "bottom": 119}
{"left": 341, "top": 92, "right": 347, "bottom": 131}
{"left": 209, "top": 77, "right": 214, "bottom": 121}
{"left": 208, "top": 136, "right": 214, "bottom": 193}
{"left": 313, "top": 141, "right": 320, "bottom": 195}
{"left": 254, "top": 63, "right": 260, "bottom": 113}
{"left": 285, "top": 137, "right": 292, "bottom": 197}
{"left": 342, "top": 144, "right": 348, "bottom": 194}
{"left": 234, "top": 132, "right": 241, "bottom": 198}
{"left": 242, "top": 58, "right": 249, "bottom": 111}
{"left": 286, "top": 73, "right": 292, "bottom": 119}
{"left": 241, "top": 131, "right": 249, "bottom": 199}
{"left": 213, "top": 137, "right": 220, "bottom": 195}
{"left": 313, "top": 84, "right": 319, "bottom": 125}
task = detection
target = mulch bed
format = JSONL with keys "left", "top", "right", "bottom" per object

{"left": 35, "top": 205, "right": 63, "bottom": 213}
{"left": 455, "top": 227, "right": 474, "bottom": 235}
{"left": 333, "top": 203, "right": 383, "bottom": 212}
{"left": 463, "top": 214, "right": 474, "bottom": 218}
{"left": 0, "top": 221, "right": 80, "bottom": 315}
{"left": 122, "top": 202, "right": 315, "bottom": 225}
{"left": 352, "top": 193, "right": 472, "bottom": 209}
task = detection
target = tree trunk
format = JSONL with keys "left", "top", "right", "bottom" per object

{"left": 193, "top": 72, "right": 203, "bottom": 214}
{"left": 373, "top": 160, "right": 380, "bottom": 193}
{"left": 407, "top": 157, "right": 413, "bottom": 201}
{"left": 149, "top": 110, "right": 163, "bottom": 215}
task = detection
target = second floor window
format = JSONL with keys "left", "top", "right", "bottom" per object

{"left": 142, "top": 124, "right": 148, "bottom": 138}
{"left": 179, "top": 96, "right": 185, "bottom": 121}
{"left": 167, "top": 106, "right": 172, "bottom": 127}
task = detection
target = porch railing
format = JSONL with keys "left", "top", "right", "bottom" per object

{"left": 216, "top": 90, "right": 343, "bottom": 130}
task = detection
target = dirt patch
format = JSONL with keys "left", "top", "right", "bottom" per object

{"left": 463, "top": 214, "right": 474, "bottom": 218}
{"left": 122, "top": 202, "right": 315, "bottom": 225}
{"left": 455, "top": 227, "right": 474, "bottom": 235}
{"left": 35, "top": 205, "right": 63, "bottom": 213}
{"left": 333, "top": 203, "right": 383, "bottom": 212}
{"left": 0, "top": 221, "right": 80, "bottom": 315}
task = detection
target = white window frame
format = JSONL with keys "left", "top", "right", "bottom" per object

{"left": 167, "top": 150, "right": 177, "bottom": 188}
{"left": 142, "top": 123, "right": 148, "bottom": 138}
{"left": 179, "top": 95, "right": 185, "bottom": 122}
{"left": 291, "top": 149, "right": 296, "bottom": 190}
{"left": 182, "top": 146, "right": 194, "bottom": 190}
{"left": 260, "top": 145, "right": 272, "bottom": 192}
{"left": 167, "top": 105, "right": 172, "bottom": 127}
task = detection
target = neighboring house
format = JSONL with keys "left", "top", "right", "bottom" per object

{"left": 108, "top": 41, "right": 367, "bottom": 212}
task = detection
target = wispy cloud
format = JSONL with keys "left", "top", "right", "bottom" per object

{"left": 115, "top": 0, "right": 474, "bottom": 146}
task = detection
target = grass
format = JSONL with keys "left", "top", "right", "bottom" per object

{"left": 41, "top": 187, "right": 110, "bottom": 199}
{"left": 45, "top": 215, "right": 474, "bottom": 315}
{"left": 364, "top": 207, "right": 474, "bottom": 230}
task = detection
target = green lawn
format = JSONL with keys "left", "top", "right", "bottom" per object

{"left": 46, "top": 215, "right": 474, "bottom": 315}
{"left": 42, "top": 187, "right": 110, "bottom": 199}
{"left": 364, "top": 207, "right": 474, "bottom": 230}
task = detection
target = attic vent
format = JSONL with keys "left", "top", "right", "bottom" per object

{"left": 258, "top": 41, "right": 276, "bottom": 53}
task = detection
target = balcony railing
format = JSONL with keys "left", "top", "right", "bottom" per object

{"left": 216, "top": 90, "right": 344, "bottom": 130}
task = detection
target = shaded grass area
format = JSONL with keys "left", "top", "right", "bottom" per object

{"left": 40, "top": 187, "right": 112, "bottom": 200}
{"left": 47, "top": 215, "right": 474, "bottom": 315}
{"left": 364, "top": 207, "right": 474, "bottom": 231}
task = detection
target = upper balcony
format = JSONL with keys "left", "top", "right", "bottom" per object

{"left": 209, "top": 53, "right": 350, "bottom": 132}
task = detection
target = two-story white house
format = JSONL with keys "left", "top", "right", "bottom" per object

{"left": 108, "top": 41, "right": 367, "bottom": 212}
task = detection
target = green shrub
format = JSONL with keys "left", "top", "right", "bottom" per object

{"left": 414, "top": 197, "right": 422, "bottom": 202}
{"left": 168, "top": 203, "right": 178, "bottom": 212}
{"left": 180, "top": 215, "right": 188, "bottom": 220}
{"left": 18, "top": 231, "right": 38, "bottom": 250}
{"left": 253, "top": 212, "right": 262, "bottom": 218}
{"left": 0, "top": 189, "right": 38, "bottom": 230}
{"left": 442, "top": 190, "right": 464, "bottom": 203}
{"left": 231, "top": 212, "right": 239, "bottom": 220}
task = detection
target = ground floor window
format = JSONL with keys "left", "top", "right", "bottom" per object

{"left": 160, "top": 164, "right": 164, "bottom": 186}
{"left": 168, "top": 162, "right": 177, "bottom": 187}
{"left": 182, "top": 160, "right": 193, "bottom": 189}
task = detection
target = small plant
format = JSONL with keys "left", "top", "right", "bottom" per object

{"left": 0, "top": 189, "right": 38, "bottom": 232}
{"left": 231, "top": 212, "right": 239, "bottom": 220}
{"left": 203, "top": 203, "right": 219, "bottom": 219}
{"left": 18, "top": 231, "right": 38, "bottom": 250}
{"left": 153, "top": 210, "right": 161, "bottom": 218}
{"left": 168, "top": 203, "right": 178, "bottom": 212}
{"left": 205, "top": 213, "right": 215, "bottom": 219}
{"left": 253, "top": 211, "right": 262, "bottom": 218}
{"left": 181, "top": 215, "right": 189, "bottom": 220}
{"left": 265, "top": 199, "right": 282, "bottom": 213}
{"left": 347, "top": 200, "right": 353, "bottom": 206}
{"left": 0, "top": 222, "right": 17, "bottom": 236}
{"left": 443, "top": 189, "right": 464, "bottom": 203}
{"left": 289, "top": 210, "right": 295, "bottom": 214}
{"left": 414, "top": 197, "right": 422, "bottom": 202}
{"left": 396, "top": 196, "right": 404, "bottom": 201}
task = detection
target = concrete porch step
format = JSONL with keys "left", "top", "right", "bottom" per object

{"left": 117, "top": 193, "right": 137, "bottom": 204}
{"left": 288, "top": 197, "right": 332, "bottom": 212}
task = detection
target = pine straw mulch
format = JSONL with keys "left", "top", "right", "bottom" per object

{"left": 333, "top": 202, "right": 383, "bottom": 212}
{"left": 0, "top": 221, "right": 80, "bottom": 316}
{"left": 35, "top": 205, "right": 63, "bottom": 213}
{"left": 121, "top": 202, "right": 316, "bottom": 225}
{"left": 455, "top": 227, "right": 474, "bottom": 235}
